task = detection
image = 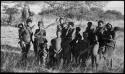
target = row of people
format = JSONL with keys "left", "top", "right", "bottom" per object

{"left": 18, "top": 18, "right": 116, "bottom": 67}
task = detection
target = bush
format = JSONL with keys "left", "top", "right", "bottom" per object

{"left": 1, "top": 14, "right": 9, "bottom": 26}
{"left": 1, "top": 13, "right": 22, "bottom": 27}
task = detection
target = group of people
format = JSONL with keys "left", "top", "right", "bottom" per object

{"left": 18, "top": 17, "right": 117, "bottom": 68}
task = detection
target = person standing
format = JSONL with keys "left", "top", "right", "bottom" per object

{"left": 34, "top": 21, "right": 48, "bottom": 64}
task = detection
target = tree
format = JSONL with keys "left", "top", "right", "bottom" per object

{"left": 21, "top": 4, "right": 30, "bottom": 22}
{"left": 85, "top": 1, "right": 109, "bottom": 9}
{"left": 104, "top": 10, "right": 124, "bottom": 20}
{"left": 90, "top": 7, "right": 104, "bottom": 19}
{"left": 44, "top": 1, "right": 87, "bottom": 9}
{"left": 5, "top": 7, "right": 18, "bottom": 25}
{"left": 44, "top": 1, "right": 109, "bottom": 10}
{"left": 2, "top": 5, "right": 8, "bottom": 11}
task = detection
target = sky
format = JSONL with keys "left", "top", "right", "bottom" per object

{"left": 29, "top": 2, "right": 49, "bottom": 14}
{"left": 29, "top": 4, "right": 42, "bottom": 14}
{"left": 103, "top": 1, "right": 124, "bottom": 15}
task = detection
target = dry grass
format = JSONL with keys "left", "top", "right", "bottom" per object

{"left": 1, "top": 16, "right": 124, "bottom": 73}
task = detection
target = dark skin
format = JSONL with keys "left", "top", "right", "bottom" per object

{"left": 18, "top": 25, "right": 24, "bottom": 40}
{"left": 65, "top": 24, "right": 74, "bottom": 38}
{"left": 18, "top": 22, "right": 33, "bottom": 60}
{"left": 85, "top": 22, "right": 92, "bottom": 32}
{"left": 73, "top": 27, "right": 82, "bottom": 43}
{"left": 95, "top": 21, "right": 106, "bottom": 47}
{"left": 18, "top": 23, "right": 32, "bottom": 43}
{"left": 34, "top": 24, "right": 46, "bottom": 38}
{"left": 102, "top": 24, "right": 115, "bottom": 44}
{"left": 34, "top": 22, "right": 47, "bottom": 58}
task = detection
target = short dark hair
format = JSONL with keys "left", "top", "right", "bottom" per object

{"left": 26, "top": 19, "right": 32, "bottom": 24}
{"left": 106, "top": 23, "right": 112, "bottom": 28}
{"left": 76, "top": 27, "right": 81, "bottom": 31}
{"left": 38, "top": 21, "right": 43, "bottom": 26}
{"left": 18, "top": 23, "right": 23, "bottom": 28}
{"left": 87, "top": 22, "right": 92, "bottom": 27}
{"left": 68, "top": 22, "right": 74, "bottom": 27}
{"left": 98, "top": 20, "right": 104, "bottom": 24}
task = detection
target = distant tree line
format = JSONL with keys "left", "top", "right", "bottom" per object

{"left": 39, "top": 1, "right": 124, "bottom": 21}
{"left": 39, "top": 6, "right": 124, "bottom": 21}
{"left": 1, "top": 1, "right": 124, "bottom": 26}
{"left": 1, "top": 3, "right": 34, "bottom": 26}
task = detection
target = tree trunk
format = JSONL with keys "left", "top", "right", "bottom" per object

{"left": 8, "top": 14, "right": 12, "bottom": 25}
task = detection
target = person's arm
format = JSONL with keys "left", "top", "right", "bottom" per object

{"left": 100, "top": 28, "right": 104, "bottom": 34}
{"left": 43, "top": 30, "right": 48, "bottom": 43}
{"left": 84, "top": 27, "right": 89, "bottom": 33}
{"left": 112, "top": 31, "right": 116, "bottom": 40}
{"left": 18, "top": 29, "right": 21, "bottom": 38}
{"left": 31, "top": 25, "right": 35, "bottom": 30}
{"left": 19, "top": 29, "right": 23, "bottom": 39}
{"left": 78, "top": 34, "right": 82, "bottom": 40}
{"left": 43, "top": 30, "right": 46, "bottom": 36}
{"left": 34, "top": 29, "right": 40, "bottom": 38}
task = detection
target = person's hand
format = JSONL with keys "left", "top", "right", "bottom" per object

{"left": 102, "top": 46, "right": 105, "bottom": 53}
{"left": 54, "top": 54, "right": 57, "bottom": 57}
{"left": 34, "top": 34, "right": 40, "bottom": 38}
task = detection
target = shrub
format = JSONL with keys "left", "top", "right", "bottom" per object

{"left": 1, "top": 14, "right": 9, "bottom": 26}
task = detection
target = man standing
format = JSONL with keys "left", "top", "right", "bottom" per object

{"left": 84, "top": 22, "right": 94, "bottom": 45}
{"left": 95, "top": 20, "right": 105, "bottom": 47}
{"left": 34, "top": 21, "right": 48, "bottom": 64}
{"left": 56, "top": 17, "right": 65, "bottom": 36}
{"left": 18, "top": 19, "right": 33, "bottom": 60}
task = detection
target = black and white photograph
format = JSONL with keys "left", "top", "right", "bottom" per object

{"left": 1, "top": 1, "right": 124, "bottom": 73}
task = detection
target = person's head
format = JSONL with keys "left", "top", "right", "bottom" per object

{"left": 26, "top": 19, "right": 32, "bottom": 26}
{"left": 63, "top": 22, "right": 68, "bottom": 29}
{"left": 105, "top": 23, "right": 112, "bottom": 31}
{"left": 38, "top": 21, "right": 44, "bottom": 29}
{"left": 18, "top": 23, "right": 23, "bottom": 28}
{"left": 59, "top": 17, "right": 64, "bottom": 24}
{"left": 68, "top": 22, "right": 74, "bottom": 29}
{"left": 87, "top": 22, "right": 92, "bottom": 28}
{"left": 76, "top": 27, "right": 81, "bottom": 32}
{"left": 98, "top": 20, "right": 104, "bottom": 27}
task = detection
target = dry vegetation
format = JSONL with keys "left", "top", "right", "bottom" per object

{"left": 1, "top": 16, "right": 124, "bottom": 73}
{"left": 1, "top": 1, "right": 124, "bottom": 73}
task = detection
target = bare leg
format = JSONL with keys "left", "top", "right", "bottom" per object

{"left": 110, "top": 58, "right": 112, "bottom": 68}
{"left": 91, "top": 55, "right": 95, "bottom": 69}
{"left": 25, "top": 43, "right": 31, "bottom": 59}
{"left": 95, "top": 55, "right": 99, "bottom": 71}
{"left": 33, "top": 40, "right": 38, "bottom": 57}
